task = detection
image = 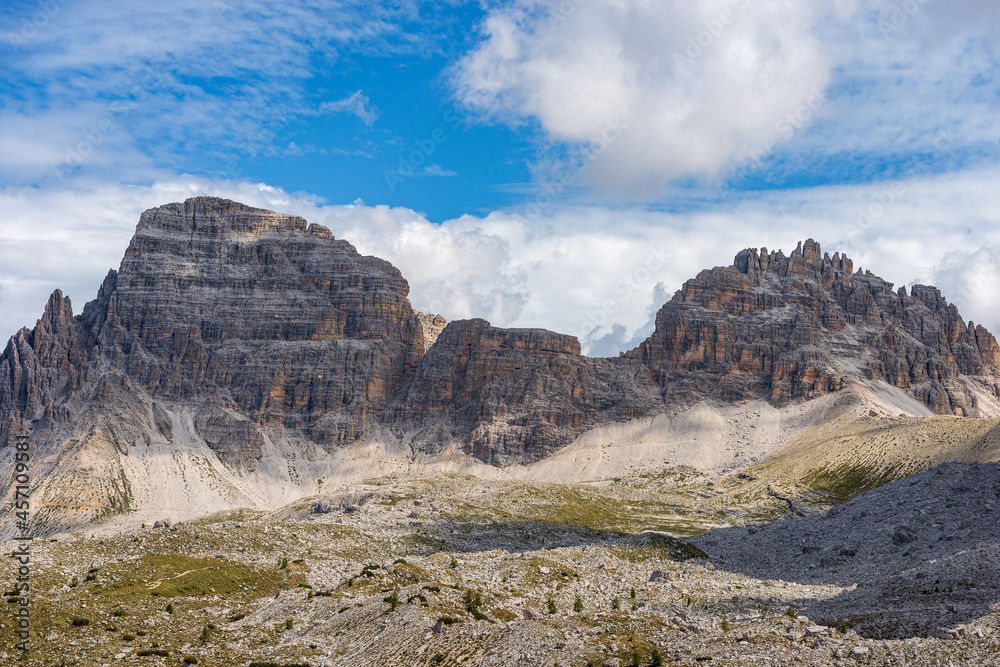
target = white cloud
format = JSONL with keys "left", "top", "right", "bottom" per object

{"left": 4, "top": 167, "right": 1000, "bottom": 356}
{"left": 421, "top": 164, "right": 457, "bottom": 177}
{"left": 453, "top": 0, "right": 1000, "bottom": 195}
{"left": 930, "top": 247, "right": 1000, "bottom": 334}
{"left": 319, "top": 91, "right": 380, "bottom": 126}
{"left": 453, "top": 0, "right": 836, "bottom": 195}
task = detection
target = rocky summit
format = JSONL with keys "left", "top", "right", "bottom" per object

{"left": 628, "top": 239, "right": 1000, "bottom": 415}
{"left": 1, "top": 198, "right": 999, "bottom": 534}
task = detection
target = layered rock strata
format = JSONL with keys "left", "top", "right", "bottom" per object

{"left": 391, "top": 318, "right": 662, "bottom": 464}
{"left": 0, "top": 198, "right": 427, "bottom": 457}
{"left": 627, "top": 239, "right": 1000, "bottom": 416}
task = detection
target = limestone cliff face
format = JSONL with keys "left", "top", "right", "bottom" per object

{"left": 627, "top": 239, "right": 1000, "bottom": 416}
{"left": 390, "top": 318, "right": 662, "bottom": 465}
{"left": 0, "top": 198, "right": 427, "bottom": 459}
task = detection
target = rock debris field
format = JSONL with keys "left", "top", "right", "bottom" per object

{"left": 2, "top": 464, "right": 999, "bottom": 666}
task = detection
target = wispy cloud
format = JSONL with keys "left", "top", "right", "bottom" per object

{"left": 0, "top": 1, "right": 444, "bottom": 185}
{"left": 319, "top": 90, "right": 380, "bottom": 126}
{"left": 421, "top": 164, "right": 457, "bottom": 177}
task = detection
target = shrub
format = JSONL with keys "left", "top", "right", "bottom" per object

{"left": 449, "top": 557, "right": 459, "bottom": 569}
{"left": 278, "top": 557, "right": 288, "bottom": 569}
{"left": 200, "top": 625, "right": 211, "bottom": 643}
{"left": 393, "top": 558, "right": 407, "bottom": 564}
{"left": 422, "top": 585, "right": 440, "bottom": 593}
{"left": 651, "top": 648, "right": 664, "bottom": 667}
{"left": 611, "top": 597, "right": 620, "bottom": 610}
{"left": 437, "top": 616, "right": 460, "bottom": 625}
{"left": 112, "top": 609, "right": 125, "bottom": 617}
{"left": 632, "top": 649, "right": 642, "bottom": 666}
{"left": 547, "top": 597, "right": 557, "bottom": 614}
{"left": 183, "top": 658, "right": 199, "bottom": 665}
{"left": 69, "top": 576, "right": 79, "bottom": 588}
{"left": 284, "top": 618, "right": 294, "bottom": 631}
{"left": 785, "top": 606, "right": 797, "bottom": 619}
{"left": 165, "top": 604, "right": 174, "bottom": 614}
{"left": 70, "top": 618, "right": 89, "bottom": 627}
{"left": 228, "top": 613, "right": 246, "bottom": 622}
{"left": 630, "top": 587, "right": 637, "bottom": 599}
{"left": 384, "top": 590, "right": 400, "bottom": 610}
{"left": 464, "top": 590, "right": 482, "bottom": 613}
{"left": 122, "top": 634, "right": 136, "bottom": 642}
{"left": 721, "top": 618, "right": 730, "bottom": 632}
{"left": 573, "top": 596, "right": 584, "bottom": 613}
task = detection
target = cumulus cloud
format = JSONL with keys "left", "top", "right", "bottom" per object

{"left": 4, "top": 167, "right": 1000, "bottom": 354}
{"left": 930, "top": 247, "right": 1000, "bottom": 334}
{"left": 453, "top": 0, "right": 837, "bottom": 195}
{"left": 453, "top": 0, "right": 1000, "bottom": 195}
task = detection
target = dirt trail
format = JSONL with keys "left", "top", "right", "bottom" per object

{"left": 144, "top": 566, "right": 212, "bottom": 590}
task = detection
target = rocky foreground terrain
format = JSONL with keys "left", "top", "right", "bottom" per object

{"left": 3, "top": 463, "right": 999, "bottom": 666}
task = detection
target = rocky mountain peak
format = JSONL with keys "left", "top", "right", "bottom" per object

{"left": 734, "top": 238, "right": 854, "bottom": 278}
{"left": 631, "top": 239, "right": 999, "bottom": 415}
{"left": 135, "top": 197, "right": 315, "bottom": 237}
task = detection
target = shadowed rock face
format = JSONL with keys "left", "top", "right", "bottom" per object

{"left": 628, "top": 239, "right": 1000, "bottom": 416}
{"left": 390, "top": 318, "right": 663, "bottom": 465}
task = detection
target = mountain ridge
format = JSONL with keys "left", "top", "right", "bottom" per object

{"left": 1, "top": 197, "right": 998, "bottom": 533}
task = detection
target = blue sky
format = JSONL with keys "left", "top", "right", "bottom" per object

{"left": 2, "top": 0, "right": 1000, "bottom": 354}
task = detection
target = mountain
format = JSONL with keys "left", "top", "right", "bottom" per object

{"left": 1, "top": 197, "right": 998, "bottom": 533}
{"left": 628, "top": 239, "right": 1000, "bottom": 415}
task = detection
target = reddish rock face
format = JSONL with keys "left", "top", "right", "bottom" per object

{"left": 390, "top": 318, "right": 662, "bottom": 464}
{"left": 628, "top": 239, "right": 1000, "bottom": 416}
